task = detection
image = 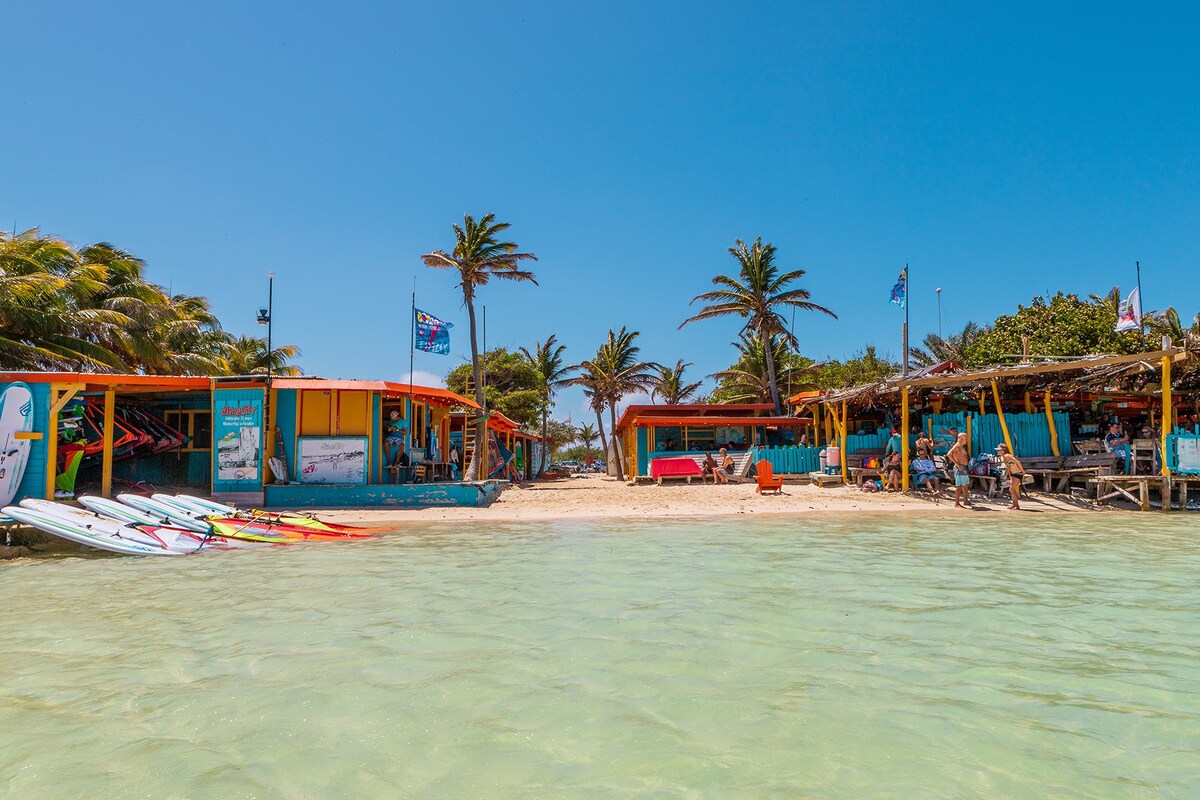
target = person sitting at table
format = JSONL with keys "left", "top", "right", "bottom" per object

{"left": 911, "top": 454, "right": 942, "bottom": 494}
{"left": 882, "top": 451, "right": 902, "bottom": 492}
{"left": 1104, "top": 422, "right": 1132, "bottom": 474}
{"left": 701, "top": 450, "right": 718, "bottom": 484}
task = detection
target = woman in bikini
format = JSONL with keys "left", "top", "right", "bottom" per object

{"left": 996, "top": 443, "right": 1025, "bottom": 510}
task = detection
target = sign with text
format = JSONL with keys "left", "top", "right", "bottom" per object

{"left": 212, "top": 388, "right": 264, "bottom": 491}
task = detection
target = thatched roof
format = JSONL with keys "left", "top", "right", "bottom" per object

{"left": 792, "top": 348, "right": 1195, "bottom": 408}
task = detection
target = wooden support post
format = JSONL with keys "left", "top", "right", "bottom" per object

{"left": 1024, "top": 391, "right": 1034, "bottom": 414}
{"left": 901, "top": 386, "right": 910, "bottom": 491}
{"left": 966, "top": 415, "right": 973, "bottom": 456}
{"left": 991, "top": 379, "right": 1014, "bottom": 454}
{"left": 978, "top": 391, "right": 986, "bottom": 416}
{"left": 840, "top": 401, "right": 848, "bottom": 484}
{"left": 101, "top": 389, "right": 116, "bottom": 498}
{"left": 44, "top": 383, "right": 83, "bottom": 500}
{"left": 1161, "top": 354, "right": 1172, "bottom": 477}
{"left": 1044, "top": 389, "right": 1060, "bottom": 457}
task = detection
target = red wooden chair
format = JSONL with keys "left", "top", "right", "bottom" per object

{"left": 755, "top": 459, "right": 784, "bottom": 494}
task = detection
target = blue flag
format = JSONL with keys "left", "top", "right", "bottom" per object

{"left": 889, "top": 268, "right": 907, "bottom": 309}
{"left": 414, "top": 308, "right": 452, "bottom": 355}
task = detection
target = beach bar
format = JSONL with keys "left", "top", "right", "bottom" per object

{"left": 614, "top": 403, "right": 808, "bottom": 479}
{"left": 0, "top": 372, "right": 504, "bottom": 511}
{"left": 789, "top": 345, "right": 1200, "bottom": 508}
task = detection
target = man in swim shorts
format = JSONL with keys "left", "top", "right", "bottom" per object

{"left": 947, "top": 432, "right": 971, "bottom": 508}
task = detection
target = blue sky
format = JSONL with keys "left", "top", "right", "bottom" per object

{"left": 3, "top": 2, "right": 1198, "bottom": 419}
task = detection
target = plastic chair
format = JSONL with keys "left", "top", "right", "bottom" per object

{"left": 755, "top": 459, "right": 784, "bottom": 494}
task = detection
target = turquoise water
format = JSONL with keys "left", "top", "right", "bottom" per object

{"left": 2, "top": 514, "right": 1198, "bottom": 799}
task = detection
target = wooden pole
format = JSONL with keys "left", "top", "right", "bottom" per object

{"left": 991, "top": 379, "right": 1014, "bottom": 454}
{"left": 966, "top": 414, "right": 973, "bottom": 456}
{"left": 840, "top": 400, "right": 849, "bottom": 484}
{"left": 978, "top": 391, "right": 986, "bottom": 416}
{"left": 1044, "top": 389, "right": 1060, "bottom": 457}
{"left": 1161, "top": 354, "right": 1172, "bottom": 477}
{"left": 1024, "top": 391, "right": 1034, "bottom": 414}
{"left": 101, "top": 389, "right": 116, "bottom": 497}
{"left": 901, "top": 387, "right": 910, "bottom": 490}
{"left": 45, "top": 388, "right": 60, "bottom": 500}
{"left": 43, "top": 384, "right": 83, "bottom": 500}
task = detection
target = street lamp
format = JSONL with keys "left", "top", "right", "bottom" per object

{"left": 258, "top": 272, "right": 274, "bottom": 479}
{"left": 257, "top": 271, "right": 274, "bottom": 382}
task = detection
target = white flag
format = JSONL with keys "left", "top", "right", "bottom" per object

{"left": 1115, "top": 287, "right": 1142, "bottom": 332}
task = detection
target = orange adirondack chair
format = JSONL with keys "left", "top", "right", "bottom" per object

{"left": 755, "top": 459, "right": 784, "bottom": 494}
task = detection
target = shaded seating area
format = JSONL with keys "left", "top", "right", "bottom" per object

{"left": 789, "top": 346, "right": 1198, "bottom": 509}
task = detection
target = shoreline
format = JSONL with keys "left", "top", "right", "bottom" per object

{"left": 317, "top": 473, "right": 1100, "bottom": 526}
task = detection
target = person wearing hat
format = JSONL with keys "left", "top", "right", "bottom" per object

{"left": 995, "top": 443, "right": 1025, "bottom": 510}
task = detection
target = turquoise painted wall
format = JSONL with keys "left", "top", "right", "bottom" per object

{"left": 274, "top": 388, "right": 298, "bottom": 481}
{"left": 265, "top": 480, "right": 502, "bottom": 509}
{"left": 636, "top": 427, "right": 649, "bottom": 475}
{"left": 7, "top": 381, "right": 51, "bottom": 504}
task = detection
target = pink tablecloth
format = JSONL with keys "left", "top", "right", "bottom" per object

{"left": 650, "top": 457, "right": 703, "bottom": 480}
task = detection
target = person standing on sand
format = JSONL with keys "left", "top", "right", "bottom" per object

{"left": 947, "top": 432, "right": 971, "bottom": 508}
{"left": 996, "top": 443, "right": 1025, "bottom": 510}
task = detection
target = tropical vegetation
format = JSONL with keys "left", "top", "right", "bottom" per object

{"left": 520, "top": 335, "right": 575, "bottom": 474}
{"left": 0, "top": 229, "right": 300, "bottom": 375}
{"left": 422, "top": 213, "right": 537, "bottom": 480}
{"left": 682, "top": 237, "right": 835, "bottom": 416}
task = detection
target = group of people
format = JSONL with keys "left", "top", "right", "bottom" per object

{"left": 876, "top": 426, "right": 1027, "bottom": 510}
{"left": 700, "top": 448, "right": 736, "bottom": 484}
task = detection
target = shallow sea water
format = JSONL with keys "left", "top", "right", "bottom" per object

{"left": 2, "top": 513, "right": 1198, "bottom": 799}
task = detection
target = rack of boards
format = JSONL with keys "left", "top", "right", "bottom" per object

{"left": 3, "top": 493, "right": 382, "bottom": 556}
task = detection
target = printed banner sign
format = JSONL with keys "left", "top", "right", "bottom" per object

{"left": 213, "top": 389, "right": 263, "bottom": 487}
{"left": 297, "top": 437, "right": 368, "bottom": 484}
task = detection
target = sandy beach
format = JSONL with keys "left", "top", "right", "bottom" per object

{"left": 320, "top": 472, "right": 1095, "bottom": 527}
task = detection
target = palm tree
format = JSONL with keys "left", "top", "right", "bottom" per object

{"left": 569, "top": 363, "right": 611, "bottom": 473}
{"left": 224, "top": 335, "right": 303, "bottom": 377}
{"left": 574, "top": 327, "right": 656, "bottom": 480}
{"left": 0, "top": 229, "right": 130, "bottom": 371}
{"left": 422, "top": 214, "right": 537, "bottom": 480}
{"left": 651, "top": 359, "right": 703, "bottom": 404}
{"left": 681, "top": 237, "right": 835, "bottom": 415}
{"left": 576, "top": 421, "right": 599, "bottom": 466}
{"left": 1089, "top": 287, "right": 1122, "bottom": 317}
{"left": 520, "top": 334, "right": 574, "bottom": 476}
{"left": 910, "top": 321, "right": 985, "bottom": 368}
{"left": 710, "top": 332, "right": 814, "bottom": 404}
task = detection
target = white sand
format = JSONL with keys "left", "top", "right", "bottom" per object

{"left": 321, "top": 472, "right": 1095, "bottom": 526}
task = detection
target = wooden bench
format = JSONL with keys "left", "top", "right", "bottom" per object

{"left": 1024, "top": 453, "right": 1119, "bottom": 493}
{"left": 646, "top": 451, "right": 755, "bottom": 484}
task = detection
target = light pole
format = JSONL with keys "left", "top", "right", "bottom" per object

{"left": 936, "top": 287, "right": 942, "bottom": 339}
{"left": 257, "top": 272, "right": 274, "bottom": 472}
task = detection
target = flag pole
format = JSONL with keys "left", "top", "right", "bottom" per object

{"left": 409, "top": 278, "right": 416, "bottom": 456}
{"left": 1135, "top": 260, "right": 1145, "bottom": 348}
{"left": 902, "top": 263, "right": 910, "bottom": 377}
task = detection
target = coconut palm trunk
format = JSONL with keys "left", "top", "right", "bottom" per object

{"left": 608, "top": 402, "right": 624, "bottom": 480}
{"left": 464, "top": 297, "right": 486, "bottom": 481}
{"left": 761, "top": 327, "right": 783, "bottom": 415}
{"left": 592, "top": 403, "right": 609, "bottom": 469}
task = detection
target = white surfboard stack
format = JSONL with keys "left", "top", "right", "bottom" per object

{"left": 0, "top": 382, "right": 35, "bottom": 511}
